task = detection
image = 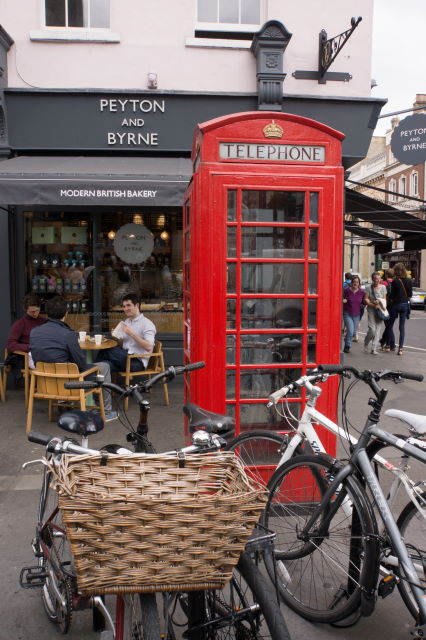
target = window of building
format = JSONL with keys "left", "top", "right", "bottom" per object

{"left": 388, "top": 179, "right": 397, "bottom": 203}
{"left": 45, "top": 0, "right": 110, "bottom": 29}
{"left": 198, "top": 0, "right": 260, "bottom": 26}
{"left": 399, "top": 176, "right": 406, "bottom": 200}
{"left": 411, "top": 171, "right": 419, "bottom": 196}
{"left": 194, "top": 0, "right": 261, "bottom": 42}
{"left": 31, "top": 0, "right": 118, "bottom": 42}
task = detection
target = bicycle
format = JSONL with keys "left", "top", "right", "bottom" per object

{"left": 260, "top": 364, "right": 426, "bottom": 637}
{"left": 226, "top": 367, "right": 426, "bottom": 603}
{"left": 20, "top": 362, "right": 290, "bottom": 640}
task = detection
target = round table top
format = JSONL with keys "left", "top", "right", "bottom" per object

{"left": 78, "top": 337, "right": 117, "bottom": 350}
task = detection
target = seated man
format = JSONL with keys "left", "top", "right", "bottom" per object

{"left": 6, "top": 294, "right": 46, "bottom": 384}
{"left": 30, "top": 296, "right": 117, "bottom": 421}
{"left": 100, "top": 293, "right": 156, "bottom": 372}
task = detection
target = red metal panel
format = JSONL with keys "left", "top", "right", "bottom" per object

{"left": 184, "top": 112, "right": 343, "bottom": 456}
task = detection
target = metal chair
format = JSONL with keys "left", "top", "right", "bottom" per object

{"left": 118, "top": 339, "right": 169, "bottom": 409}
{"left": 26, "top": 362, "right": 105, "bottom": 433}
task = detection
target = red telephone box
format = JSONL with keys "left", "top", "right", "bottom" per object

{"left": 183, "top": 112, "right": 344, "bottom": 453}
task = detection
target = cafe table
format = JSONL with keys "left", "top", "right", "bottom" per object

{"left": 78, "top": 336, "right": 117, "bottom": 364}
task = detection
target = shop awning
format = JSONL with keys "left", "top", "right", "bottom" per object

{"left": 344, "top": 220, "right": 391, "bottom": 242}
{"left": 344, "top": 188, "right": 426, "bottom": 238}
{"left": 0, "top": 156, "right": 193, "bottom": 206}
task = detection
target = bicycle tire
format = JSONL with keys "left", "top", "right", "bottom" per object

{"left": 396, "top": 492, "right": 426, "bottom": 623}
{"left": 225, "top": 430, "right": 287, "bottom": 488}
{"left": 169, "top": 553, "right": 290, "bottom": 639}
{"left": 38, "top": 468, "right": 74, "bottom": 633}
{"left": 262, "top": 453, "right": 379, "bottom": 623}
{"left": 116, "top": 593, "right": 161, "bottom": 640}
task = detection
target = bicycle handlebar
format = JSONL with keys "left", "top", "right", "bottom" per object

{"left": 27, "top": 431, "right": 99, "bottom": 455}
{"left": 268, "top": 365, "right": 423, "bottom": 405}
{"left": 317, "top": 364, "right": 423, "bottom": 383}
{"left": 64, "top": 361, "right": 205, "bottom": 393}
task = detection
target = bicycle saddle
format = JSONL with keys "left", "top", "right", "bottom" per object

{"left": 385, "top": 409, "right": 426, "bottom": 435}
{"left": 57, "top": 410, "right": 105, "bottom": 436}
{"left": 183, "top": 402, "right": 235, "bottom": 436}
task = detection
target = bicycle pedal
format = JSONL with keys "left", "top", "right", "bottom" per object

{"left": 378, "top": 574, "right": 398, "bottom": 598}
{"left": 19, "top": 566, "right": 48, "bottom": 589}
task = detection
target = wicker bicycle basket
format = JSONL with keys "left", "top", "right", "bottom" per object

{"left": 49, "top": 451, "right": 267, "bottom": 596}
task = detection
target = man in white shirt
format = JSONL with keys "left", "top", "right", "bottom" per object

{"left": 99, "top": 293, "right": 156, "bottom": 372}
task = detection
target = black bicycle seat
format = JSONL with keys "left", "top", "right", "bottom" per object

{"left": 57, "top": 410, "right": 104, "bottom": 436}
{"left": 183, "top": 402, "right": 235, "bottom": 436}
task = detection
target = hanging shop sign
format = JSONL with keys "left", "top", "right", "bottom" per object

{"left": 390, "top": 113, "right": 426, "bottom": 165}
{"left": 113, "top": 223, "right": 154, "bottom": 264}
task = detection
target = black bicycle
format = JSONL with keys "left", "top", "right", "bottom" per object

{"left": 21, "top": 362, "right": 290, "bottom": 640}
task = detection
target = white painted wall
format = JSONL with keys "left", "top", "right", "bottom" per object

{"left": 0, "top": 0, "right": 374, "bottom": 97}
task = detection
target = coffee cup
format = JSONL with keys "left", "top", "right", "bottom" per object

{"left": 79, "top": 331, "right": 87, "bottom": 342}
{"left": 94, "top": 334, "right": 102, "bottom": 346}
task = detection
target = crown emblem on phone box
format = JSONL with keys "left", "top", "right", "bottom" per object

{"left": 263, "top": 121, "right": 283, "bottom": 139}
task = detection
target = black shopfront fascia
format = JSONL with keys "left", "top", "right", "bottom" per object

{"left": 0, "top": 89, "right": 386, "bottom": 356}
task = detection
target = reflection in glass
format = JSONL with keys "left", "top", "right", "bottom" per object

{"left": 241, "top": 333, "right": 302, "bottom": 364}
{"left": 240, "top": 367, "right": 302, "bottom": 398}
{"left": 308, "top": 299, "right": 317, "bottom": 328}
{"left": 185, "top": 266, "right": 190, "bottom": 290}
{"left": 309, "top": 228, "right": 318, "bottom": 258}
{"left": 226, "top": 334, "right": 236, "bottom": 364}
{"left": 227, "top": 190, "right": 237, "bottom": 221}
{"left": 241, "top": 0, "right": 260, "bottom": 23}
{"left": 242, "top": 227, "right": 304, "bottom": 259}
{"left": 226, "top": 404, "right": 235, "bottom": 419}
{"left": 227, "top": 263, "right": 236, "bottom": 293}
{"left": 226, "top": 371, "right": 235, "bottom": 399}
{"left": 242, "top": 263, "right": 304, "bottom": 294}
{"left": 242, "top": 190, "right": 305, "bottom": 223}
{"left": 227, "top": 299, "right": 236, "bottom": 329}
{"left": 219, "top": 0, "right": 238, "bottom": 23}
{"left": 310, "top": 192, "right": 319, "bottom": 223}
{"left": 185, "top": 296, "right": 190, "bottom": 322}
{"left": 241, "top": 299, "right": 303, "bottom": 329}
{"left": 308, "top": 263, "right": 317, "bottom": 294}
{"left": 227, "top": 226, "right": 237, "bottom": 257}
{"left": 308, "top": 334, "right": 316, "bottom": 363}
{"left": 240, "top": 402, "right": 301, "bottom": 429}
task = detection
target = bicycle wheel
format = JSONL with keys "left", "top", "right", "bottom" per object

{"left": 115, "top": 593, "right": 161, "bottom": 640}
{"left": 396, "top": 492, "right": 426, "bottom": 623}
{"left": 225, "top": 430, "right": 287, "bottom": 488}
{"left": 168, "top": 553, "right": 290, "bottom": 639}
{"left": 38, "top": 468, "right": 74, "bottom": 633}
{"left": 262, "top": 454, "right": 379, "bottom": 623}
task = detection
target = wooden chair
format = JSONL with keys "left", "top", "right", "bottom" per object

{"left": 118, "top": 340, "right": 169, "bottom": 409}
{"left": 4, "top": 349, "right": 30, "bottom": 407}
{"left": 26, "top": 362, "right": 105, "bottom": 433}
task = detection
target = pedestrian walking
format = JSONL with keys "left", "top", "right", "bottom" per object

{"left": 387, "top": 263, "right": 413, "bottom": 356}
{"left": 363, "top": 272, "right": 387, "bottom": 355}
{"left": 342, "top": 275, "right": 365, "bottom": 353}
{"left": 379, "top": 268, "right": 394, "bottom": 351}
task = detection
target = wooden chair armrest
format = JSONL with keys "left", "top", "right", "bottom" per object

{"left": 14, "top": 350, "right": 28, "bottom": 358}
{"left": 80, "top": 366, "right": 99, "bottom": 378}
{"left": 30, "top": 370, "right": 91, "bottom": 379}
{"left": 127, "top": 352, "right": 157, "bottom": 359}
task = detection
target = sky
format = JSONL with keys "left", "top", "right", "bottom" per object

{"left": 371, "top": 0, "right": 425, "bottom": 136}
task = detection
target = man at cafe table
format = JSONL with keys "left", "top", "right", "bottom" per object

{"left": 98, "top": 293, "right": 156, "bottom": 373}
{"left": 29, "top": 296, "right": 118, "bottom": 421}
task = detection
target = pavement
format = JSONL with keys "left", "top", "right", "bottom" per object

{"left": 0, "top": 310, "right": 425, "bottom": 639}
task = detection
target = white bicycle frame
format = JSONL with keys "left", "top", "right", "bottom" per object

{"left": 270, "top": 375, "right": 426, "bottom": 524}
